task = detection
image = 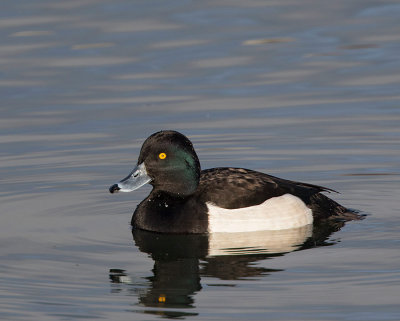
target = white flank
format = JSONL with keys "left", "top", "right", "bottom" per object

{"left": 207, "top": 193, "right": 313, "bottom": 233}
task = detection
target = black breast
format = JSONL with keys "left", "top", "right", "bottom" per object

{"left": 131, "top": 192, "right": 209, "bottom": 234}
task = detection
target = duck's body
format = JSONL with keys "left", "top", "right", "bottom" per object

{"left": 110, "top": 131, "right": 356, "bottom": 234}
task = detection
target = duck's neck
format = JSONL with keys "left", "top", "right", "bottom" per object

{"left": 149, "top": 189, "right": 189, "bottom": 206}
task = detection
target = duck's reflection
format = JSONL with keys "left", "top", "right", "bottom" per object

{"left": 109, "top": 219, "right": 356, "bottom": 317}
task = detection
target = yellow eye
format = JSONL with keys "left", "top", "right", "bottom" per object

{"left": 159, "top": 152, "right": 167, "bottom": 160}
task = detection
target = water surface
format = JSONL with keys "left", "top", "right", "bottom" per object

{"left": 1, "top": 0, "right": 400, "bottom": 320}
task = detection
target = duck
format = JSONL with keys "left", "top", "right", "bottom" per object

{"left": 109, "top": 130, "right": 358, "bottom": 234}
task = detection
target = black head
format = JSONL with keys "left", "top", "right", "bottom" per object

{"left": 136, "top": 131, "right": 201, "bottom": 196}
{"left": 139, "top": 131, "right": 201, "bottom": 196}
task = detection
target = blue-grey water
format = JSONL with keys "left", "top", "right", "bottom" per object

{"left": 1, "top": 1, "right": 400, "bottom": 320}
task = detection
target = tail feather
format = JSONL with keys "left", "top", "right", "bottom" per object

{"left": 309, "top": 193, "right": 364, "bottom": 222}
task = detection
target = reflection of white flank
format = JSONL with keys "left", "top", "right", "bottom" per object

{"left": 208, "top": 224, "right": 313, "bottom": 256}
{"left": 207, "top": 193, "right": 313, "bottom": 233}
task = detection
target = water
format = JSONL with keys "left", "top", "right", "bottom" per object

{"left": 1, "top": 0, "right": 400, "bottom": 320}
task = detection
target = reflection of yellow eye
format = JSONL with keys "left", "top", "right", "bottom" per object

{"left": 159, "top": 152, "right": 167, "bottom": 159}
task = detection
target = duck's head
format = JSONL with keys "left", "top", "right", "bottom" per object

{"left": 109, "top": 131, "right": 201, "bottom": 197}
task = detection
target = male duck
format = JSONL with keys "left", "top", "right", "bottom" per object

{"left": 109, "top": 130, "right": 357, "bottom": 234}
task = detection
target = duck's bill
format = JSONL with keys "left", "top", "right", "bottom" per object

{"left": 109, "top": 163, "right": 152, "bottom": 193}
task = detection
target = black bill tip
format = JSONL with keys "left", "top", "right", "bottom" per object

{"left": 109, "top": 184, "right": 120, "bottom": 194}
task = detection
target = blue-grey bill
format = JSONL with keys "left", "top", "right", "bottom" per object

{"left": 110, "top": 163, "right": 151, "bottom": 193}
